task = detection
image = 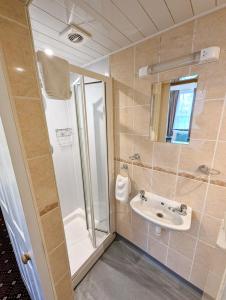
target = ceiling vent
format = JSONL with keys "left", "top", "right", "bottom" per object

{"left": 59, "top": 24, "right": 91, "bottom": 45}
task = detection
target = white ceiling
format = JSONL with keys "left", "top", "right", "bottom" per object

{"left": 29, "top": 0, "right": 226, "bottom": 67}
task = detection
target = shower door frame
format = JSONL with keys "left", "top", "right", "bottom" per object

{"left": 69, "top": 64, "right": 116, "bottom": 286}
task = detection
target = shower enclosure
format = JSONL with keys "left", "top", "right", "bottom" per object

{"left": 43, "top": 65, "right": 114, "bottom": 286}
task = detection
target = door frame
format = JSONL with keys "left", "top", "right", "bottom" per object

{"left": 0, "top": 50, "right": 55, "bottom": 299}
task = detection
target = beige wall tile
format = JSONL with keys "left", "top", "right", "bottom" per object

{"left": 147, "top": 237, "right": 167, "bottom": 264}
{"left": 160, "top": 22, "right": 194, "bottom": 62}
{"left": 193, "top": 8, "right": 226, "bottom": 50}
{"left": 133, "top": 105, "right": 150, "bottom": 136}
{"left": 131, "top": 210, "right": 148, "bottom": 235}
{"left": 159, "top": 66, "right": 190, "bottom": 83}
{"left": 133, "top": 135, "right": 153, "bottom": 165}
{"left": 0, "top": 0, "right": 27, "bottom": 25}
{"left": 169, "top": 231, "right": 196, "bottom": 259}
{"left": 49, "top": 243, "right": 69, "bottom": 283}
{"left": 116, "top": 220, "right": 132, "bottom": 241}
{"left": 152, "top": 170, "right": 177, "bottom": 199}
{"left": 175, "top": 177, "right": 207, "bottom": 213}
{"left": 188, "top": 211, "right": 201, "bottom": 237}
{"left": 41, "top": 207, "right": 65, "bottom": 253}
{"left": 178, "top": 140, "right": 215, "bottom": 176}
{"left": 15, "top": 98, "right": 50, "bottom": 159}
{"left": 115, "top": 133, "right": 133, "bottom": 160}
{"left": 28, "top": 154, "right": 59, "bottom": 215}
{"left": 0, "top": 17, "right": 40, "bottom": 98}
{"left": 190, "top": 262, "right": 209, "bottom": 290}
{"left": 205, "top": 184, "right": 226, "bottom": 218}
{"left": 132, "top": 165, "right": 152, "bottom": 193}
{"left": 113, "top": 80, "right": 134, "bottom": 107}
{"left": 167, "top": 249, "right": 192, "bottom": 280}
{"left": 219, "top": 104, "right": 226, "bottom": 141}
{"left": 203, "top": 272, "right": 222, "bottom": 299}
{"left": 153, "top": 142, "right": 180, "bottom": 173}
{"left": 191, "top": 100, "right": 223, "bottom": 140}
{"left": 133, "top": 78, "right": 152, "bottom": 106}
{"left": 135, "top": 36, "right": 160, "bottom": 69}
{"left": 115, "top": 107, "right": 133, "bottom": 134}
{"left": 110, "top": 48, "right": 134, "bottom": 88}
{"left": 55, "top": 272, "right": 73, "bottom": 300}
{"left": 131, "top": 228, "right": 148, "bottom": 252}
{"left": 199, "top": 215, "right": 221, "bottom": 245}
{"left": 212, "top": 141, "right": 226, "bottom": 183}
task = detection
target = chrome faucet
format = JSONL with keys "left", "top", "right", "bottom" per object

{"left": 174, "top": 204, "right": 187, "bottom": 215}
{"left": 139, "top": 190, "right": 147, "bottom": 201}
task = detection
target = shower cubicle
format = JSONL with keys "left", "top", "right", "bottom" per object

{"left": 43, "top": 64, "right": 114, "bottom": 286}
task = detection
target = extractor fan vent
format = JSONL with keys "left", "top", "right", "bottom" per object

{"left": 60, "top": 24, "right": 91, "bottom": 45}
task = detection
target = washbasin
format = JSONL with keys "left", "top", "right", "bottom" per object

{"left": 130, "top": 192, "right": 192, "bottom": 231}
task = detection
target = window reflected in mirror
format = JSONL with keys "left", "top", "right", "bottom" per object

{"left": 150, "top": 74, "right": 198, "bottom": 144}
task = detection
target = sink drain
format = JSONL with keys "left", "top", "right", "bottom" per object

{"left": 156, "top": 212, "right": 164, "bottom": 218}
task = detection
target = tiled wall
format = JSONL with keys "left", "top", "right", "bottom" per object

{"left": 0, "top": 1, "right": 73, "bottom": 299}
{"left": 111, "top": 8, "right": 226, "bottom": 299}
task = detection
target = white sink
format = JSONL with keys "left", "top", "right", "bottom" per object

{"left": 130, "top": 192, "right": 192, "bottom": 231}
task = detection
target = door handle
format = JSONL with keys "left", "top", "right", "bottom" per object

{"left": 21, "top": 253, "right": 31, "bottom": 264}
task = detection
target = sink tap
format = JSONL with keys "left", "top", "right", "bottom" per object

{"left": 174, "top": 204, "right": 187, "bottom": 215}
{"left": 140, "top": 190, "right": 147, "bottom": 201}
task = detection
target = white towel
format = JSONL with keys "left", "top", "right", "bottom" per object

{"left": 115, "top": 174, "right": 131, "bottom": 202}
{"left": 37, "top": 51, "right": 71, "bottom": 100}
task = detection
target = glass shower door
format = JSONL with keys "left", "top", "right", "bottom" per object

{"left": 74, "top": 76, "right": 96, "bottom": 248}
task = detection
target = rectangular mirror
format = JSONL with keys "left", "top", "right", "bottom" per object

{"left": 150, "top": 74, "right": 198, "bottom": 144}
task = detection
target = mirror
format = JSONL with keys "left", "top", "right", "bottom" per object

{"left": 150, "top": 74, "right": 198, "bottom": 144}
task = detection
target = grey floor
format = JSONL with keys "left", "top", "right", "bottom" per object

{"left": 75, "top": 237, "right": 202, "bottom": 300}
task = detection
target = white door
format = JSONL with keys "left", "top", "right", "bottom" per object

{"left": 0, "top": 119, "right": 44, "bottom": 300}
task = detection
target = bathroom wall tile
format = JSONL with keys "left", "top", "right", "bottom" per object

{"left": 0, "top": 17, "right": 40, "bottom": 98}
{"left": 188, "top": 211, "right": 201, "bottom": 237}
{"left": 0, "top": 0, "right": 27, "bottom": 25}
{"left": 132, "top": 165, "right": 152, "bottom": 193}
{"left": 115, "top": 133, "right": 133, "bottom": 161}
{"left": 205, "top": 184, "right": 226, "bottom": 218}
{"left": 178, "top": 140, "right": 215, "bottom": 176}
{"left": 169, "top": 231, "right": 196, "bottom": 259}
{"left": 110, "top": 48, "right": 134, "bottom": 88}
{"left": 219, "top": 102, "right": 226, "bottom": 141}
{"left": 191, "top": 99, "right": 223, "bottom": 140}
{"left": 15, "top": 98, "right": 50, "bottom": 159}
{"left": 199, "top": 215, "right": 221, "bottom": 245}
{"left": 193, "top": 8, "right": 226, "bottom": 51}
{"left": 148, "top": 223, "right": 169, "bottom": 245}
{"left": 133, "top": 105, "right": 150, "bottom": 136}
{"left": 116, "top": 201, "right": 131, "bottom": 226}
{"left": 194, "top": 240, "right": 226, "bottom": 277}
{"left": 175, "top": 177, "right": 207, "bottom": 213}
{"left": 131, "top": 228, "right": 148, "bottom": 252}
{"left": 49, "top": 242, "right": 69, "bottom": 283}
{"left": 203, "top": 272, "right": 222, "bottom": 299}
{"left": 55, "top": 272, "right": 73, "bottom": 300}
{"left": 160, "top": 22, "right": 194, "bottom": 62}
{"left": 190, "top": 262, "right": 209, "bottom": 290}
{"left": 131, "top": 210, "right": 148, "bottom": 235}
{"left": 115, "top": 161, "right": 133, "bottom": 178}
{"left": 132, "top": 135, "right": 153, "bottom": 165}
{"left": 152, "top": 170, "right": 177, "bottom": 199}
{"left": 41, "top": 207, "right": 65, "bottom": 253}
{"left": 134, "top": 36, "right": 160, "bottom": 69}
{"left": 133, "top": 78, "right": 152, "bottom": 106}
{"left": 167, "top": 249, "right": 192, "bottom": 280}
{"left": 147, "top": 236, "right": 167, "bottom": 264}
{"left": 113, "top": 80, "right": 134, "bottom": 107}
{"left": 28, "top": 154, "right": 59, "bottom": 215}
{"left": 115, "top": 107, "right": 133, "bottom": 134}
{"left": 153, "top": 142, "right": 180, "bottom": 173}
{"left": 116, "top": 220, "right": 132, "bottom": 241}
{"left": 211, "top": 141, "right": 226, "bottom": 183}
